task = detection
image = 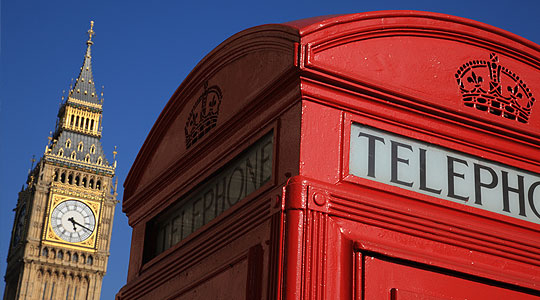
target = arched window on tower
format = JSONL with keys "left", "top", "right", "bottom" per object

{"left": 42, "top": 282, "right": 48, "bottom": 299}
{"left": 97, "top": 156, "right": 102, "bottom": 165}
{"left": 90, "top": 144, "right": 96, "bottom": 154}
{"left": 70, "top": 115, "right": 75, "bottom": 127}
{"left": 65, "top": 139, "right": 71, "bottom": 148}
{"left": 54, "top": 171, "right": 59, "bottom": 181}
{"left": 85, "top": 118, "right": 89, "bottom": 130}
{"left": 42, "top": 248, "right": 48, "bottom": 257}
{"left": 82, "top": 177, "right": 87, "bottom": 187}
{"left": 58, "top": 149, "right": 64, "bottom": 157}
{"left": 96, "top": 180, "right": 101, "bottom": 190}
{"left": 71, "top": 151, "right": 76, "bottom": 160}
{"left": 85, "top": 154, "right": 90, "bottom": 163}
{"left": 89, "top": 179, "right": 94, "bottom": 189}
{"left": 90, "top": 119, "right": 94, "bottom": 131}
{"left": 76, "top": 116, "right": 80, "bottom": 127}
{"left": 87, "top": 255, "right": 93, "bottom": 265}
{"left": 72, "top": 253, "right": 78, "bottom": 263}
{"left": 75, "top": 175, "right": 80, "bottom": 185}
{"left": 58, "top": 251, "right": 64, "bottom": 260}
{"left": 78, "top": 142, "right": 84, "bottom": 152}
{"left": 68, "top": 174, "right": 73, "bottom": 184}
{"left": 60, "top": 172, "right": 66, "bottom": 183}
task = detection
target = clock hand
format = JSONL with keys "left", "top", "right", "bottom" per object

{"left": 67, "top": 217, "right": 77, "bottom": 230}
{"left": 69, "top": 218, "right": 93, "bottom": 232}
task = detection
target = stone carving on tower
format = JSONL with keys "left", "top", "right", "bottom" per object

{"left": 3, "top": 21, "right": 118, "bottom": 300}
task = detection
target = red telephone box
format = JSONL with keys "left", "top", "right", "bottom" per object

{"left": 117, "top": 11, "right": 540, "bottom": 299}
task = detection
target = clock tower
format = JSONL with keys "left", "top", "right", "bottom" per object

{"left": 3, "top": 22, "right": 117, "bottom": 300}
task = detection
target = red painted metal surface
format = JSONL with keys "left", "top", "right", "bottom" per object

{"left": 364, "top": 255, "right": 540, "bottom": 299}
{"left": 117, "top": 11, "right": 540, "bottom": 299}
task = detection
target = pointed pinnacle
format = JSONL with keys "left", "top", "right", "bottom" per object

{"left": 87, "top": 21, "right": 95, "bottom": 45}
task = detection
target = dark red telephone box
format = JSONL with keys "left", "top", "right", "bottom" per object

{"left": 117, "top": 11, "right": 540, "bottom": 299}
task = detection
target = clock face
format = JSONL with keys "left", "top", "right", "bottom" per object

{"left": 13, "top": 204, "right": 27, "bottom": 244}
{"left": 50, "top": 200, "right": 96, "bottom": 243}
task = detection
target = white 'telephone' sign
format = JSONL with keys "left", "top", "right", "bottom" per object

{"left": 349, "top": 123, "right": 540, "bottom": 225}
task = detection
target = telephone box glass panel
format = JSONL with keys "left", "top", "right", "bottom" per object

{"left": 146, "top": 131, "right": 273, "bottom": 259}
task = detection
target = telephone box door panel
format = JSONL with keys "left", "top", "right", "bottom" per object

{"left": 362, "top": 254, "right": 540, "bottom": 300}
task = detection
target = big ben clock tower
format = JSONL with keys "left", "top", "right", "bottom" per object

{"left": 3, "top": 22, "right": 117, "bottom": 300}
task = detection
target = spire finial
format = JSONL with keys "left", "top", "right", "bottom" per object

{"left": 87, "top": 21, "right": 95, "bottom": 45}
{"left": 28, "top": 155, "right": 36, "bottom": 175}
{"left": 113, "top": 146, "right": 118, "bottom": 169}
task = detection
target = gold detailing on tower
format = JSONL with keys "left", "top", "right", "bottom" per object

{"left": 44, "top": 153, "right": 115, "bottom": 174}
{"left": 68, "top": 97, "right": 102, "bottom": 109}
{"left": 112, "top": 146, "right": 117, "bottom": 169}
{"left": 61, "top": 103, "right": 102, "bottom": 137}
{"left": 51, "top": 182, "right": 105, "bottom": 200}
{"left": 45, "top": 132, "right": 53, "bottom": 154}
{"left": 87, "top": 21, "right": 95, "bottom": 45}
{"left": 43, "top": 194, "right": 100, "bottom": 250}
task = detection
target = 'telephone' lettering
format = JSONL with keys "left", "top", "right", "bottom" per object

{"left": 350, "top": 124, "right": 540, "bottom": 224}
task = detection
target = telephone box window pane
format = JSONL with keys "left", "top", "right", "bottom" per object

{"left": 171, "top": 216, "right": 182, "bottom": 245}
{"left": 156, "top": 227, "right": 164, "bottom": 254}
{"left": 145, "top": 131, "right": 273, "bottom": 259}
{"left": 163, "top": 223, "right": 171, "bottom": 250}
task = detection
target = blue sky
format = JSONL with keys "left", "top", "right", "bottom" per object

{"left": 1, "top": 0, "right": 539, "bottom": 298}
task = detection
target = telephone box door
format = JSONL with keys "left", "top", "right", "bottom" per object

{"left": 362, "top": 254, "right": 539, "bottom": 300}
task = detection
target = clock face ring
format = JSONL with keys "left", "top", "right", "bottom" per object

{"left": 51, "top": 200, "right": 96, "bottom": 243}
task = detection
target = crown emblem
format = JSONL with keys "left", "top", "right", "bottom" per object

{"left": 455, "top": 53, "right": 535, "bottom": 123}
{"left": 185, "top": 82, "right": 223, "bottom": 149}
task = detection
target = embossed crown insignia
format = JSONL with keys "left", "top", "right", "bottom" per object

{"left": 185, "top": 82, "right": 222, "bottom": 148}
{"left": 455, "top": 53, "right": 535, "bottom": 123}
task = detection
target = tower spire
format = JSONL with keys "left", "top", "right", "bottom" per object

{"left": 48, "top": 21, "right": 111, "bottom": 167}
{"left": 68, "top": 20, "right": 99, "bottom": 104}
